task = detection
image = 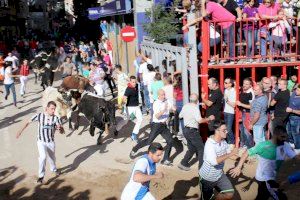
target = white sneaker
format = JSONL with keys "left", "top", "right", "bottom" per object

{"left": 289, "top": 142, "right": 296, "bottom": 149}
{"left": 294, "top": 149, "right": 300, "bottom": 155}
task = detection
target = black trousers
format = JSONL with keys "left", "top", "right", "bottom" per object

{"left": 105, "top": 74, "right": 116, "bottom": 96}
{"left": 132, "top": 122, "right": 173, "bottom": 161}
{"left": 180, "top": 127, "right": 204, "bottom": 169}
{"left": 255, "top": 180, "right": 287, "bottom": 200}
{"left": 272, "top": 116, "right": 288, "bottom": 134}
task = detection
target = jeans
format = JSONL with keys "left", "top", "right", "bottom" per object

{"left": 253, "top": 124, "right": 266, "bottom": 145}
{"left": 132, "top": 122, "right": 173, "bottom": 161}
{"left": 287, "top": 116, "right": 300, "bottom": 149}
{"left": 198, "top": 37, "right": 221, "bottom": 52}
{"left": 243, "top": 29, "right": 258, "bottom": 57}
{"left": 223, "top": 24, "right": 235, "bottom": 59}
{"left": 224, "top": 112, "right": 235, "bottom": 144}
{"left": 175, "top": 100, "right": 184, "bottom": 134}
{"left": 4, "top": 83, "right": 17, "bottom": 104}
{"left": 181, "top": 127, "right": 204, "bottom": 169}
{"left": 141, "top": 83, "right": 151, "bottom": 111}
{"left": 260, "top": 27, "right": 272, "bottom": 58}
{"left": 272, "top": 35, "right": 284, "bottom": 56}
{"left": 240, "top": 112, "right": 254, "bottom": 148}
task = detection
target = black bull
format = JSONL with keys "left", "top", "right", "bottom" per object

{"left": 75, "top": 94, "right": 118, "bottom": 145}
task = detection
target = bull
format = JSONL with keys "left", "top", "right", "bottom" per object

{"left": 74, "top": 93, "right": 118, "bottom": 145}
{"left": 42, "top": 87, "right": 81, "bottom": 130}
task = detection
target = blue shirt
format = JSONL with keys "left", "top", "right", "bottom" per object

{"left": 250, "top": 94, "right": 268, "bottom": 126}
{"left": 289, "top": 92, "right": 300, "bottom": 119}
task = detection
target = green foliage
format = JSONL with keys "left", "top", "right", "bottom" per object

{"left": 143, "top": 1, "right": 180, "bottom": 44}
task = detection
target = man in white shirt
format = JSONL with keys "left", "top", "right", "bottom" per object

{"left": 130, "top": 89, "right": 174, "bottom": 166}
{"left": 199, "top": 122, "right": 238, "bottom": 200}
{"left": 138, "top": 52, "right": 152, "bottom": 114}
{"left": 0, "top": 61, "right": 18, "bottom": 107}
{"left": 121, "top": 143, "right": 164, "bottom": 200}
{"left": 223, "top": 78, "right": 236, "bottom": 145}
{"left": 4, "top": 52, "right": 19, "bottom": 69}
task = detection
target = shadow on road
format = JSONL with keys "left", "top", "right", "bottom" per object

{"left": 0, "top": 166, "right": 90, "bottom": 200}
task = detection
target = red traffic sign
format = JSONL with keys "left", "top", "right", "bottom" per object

{"left": 120, "top": 26, "right": 136, "bottom": 42}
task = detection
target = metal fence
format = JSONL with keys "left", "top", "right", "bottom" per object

{"left": 140, "top": 41, "right": 190, "bottom": 104}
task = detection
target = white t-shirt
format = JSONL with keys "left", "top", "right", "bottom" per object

{"left": 152, "top": 99, "right": 171, "bottom": 123}
{"left": 179, "top": 103, "right": 202, "bottom": 129}
{"left": 121, "top": 156, "right": 156, "bottom": 200}
{"left": 139, "top": 58, "right": 152, "bottom": 85}
{"left": 162, "top": 84, "right": 174, "bottom": 107}
{"left": 4, "top": 55, "right": 18, "bottom": 68}
{"left": 224, "top": 87, "right": 236, "bottom": 114}
{"left": 1, "top": 67, "right": 14, "bottom": 85}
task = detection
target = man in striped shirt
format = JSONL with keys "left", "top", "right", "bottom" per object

{"left": 199, "top": 122, "right": 238, "bottom": 200}
{"left": 16, "top": 101, "right": 64, "bottom": 183}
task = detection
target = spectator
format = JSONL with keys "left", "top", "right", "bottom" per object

{"left": 162, "top": 76, "right": 175, "bottom": 109}
{"left": 89, "top": 63, "right": 106, "bottom": 97}
{"left": 201, "top": 0, "right": 236, "bottom": 64}
{"left": 224, "top": 78, "right": 236, "bottom": 145}
{"left": 286, "top": 84, "right": 300, "bottom": 153}
{"left": 270, "top": 79, "right": 290, "bottom": 133}
{"left": 82, "top": 63, "right": 91, "bottom": 78}
{"left": 258, "top": 0, "right": 281, "bottom": 62}
{"left": 199, "top": 122, "right": 238, "bottom": 200}
{"left": 173, "top": 74, "right": 184, "bottom": 135}
{"left": 201, "top": 77, "right": 223, "bottom": 135}
{"left": 287, "top": 74, "right": 298, "bottom": 92}
{"left": 268, "top": 9, "right": 291, "bottom": 61}
{"left": 19, "top": 59, "right": 30, "bottom": 97}
{"left": 4, "top": 52, "right": 18, "bottom": 69}
{"left": 236, "top": 77, "right": 255, "bottom": 148}
{"left": 250, "top": 83, "right": 268, "bottom": 144}
{"left": 270, "top": 75, "right": 279, "bottom": 92}
{"left": 178, "top": 93, "right": 214, "bottom": 171}
{"left": 123, "top": 76, "right": 143, "bottom": 142}
{"left": 243, "top": 0, "right": 259, "bottom": 63}
{"left": 144, "top": 64, "right": 156, "bottom": 113}
{"left": 130, "top": 89, "right": 174, "bottom": 166}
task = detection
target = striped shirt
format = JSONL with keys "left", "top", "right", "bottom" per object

{"left": 199, "top": 137, "right": 230, "bottom": 182}
{"left": 31, "top": 113, "right": 62, "bottom": 143}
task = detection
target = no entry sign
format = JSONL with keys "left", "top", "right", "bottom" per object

{"left": 120, "top": 26, "right": 136, "bottom": 42}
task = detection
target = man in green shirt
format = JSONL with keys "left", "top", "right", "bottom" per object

{"left": 230, "top": 126, "right": 298, "bottom": 200}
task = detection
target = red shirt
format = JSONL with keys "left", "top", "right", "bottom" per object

{"left": 174, "top": 87, "right": 183, "bottom": 101}
{"left": 106, "top": 41, "right": 113, "bottom": 51}
{"left": 20, "top": 64, "right": 30, "bottom": 76}
{"left": 29, "top": 40, "right": 37, "bottom": 49}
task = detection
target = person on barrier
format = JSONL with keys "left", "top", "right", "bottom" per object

{"left": 258, "top": 0, "right": 281, "bottom": 62}
{"left": 177, "top": 93, "right": 215, "bottom": 171}
{"left": 130, "top": 89, "right": 174, "bottom": 166}
{"left": 199, "top": 121, "right": 238, "bottom": 200}
{"left": 201, "top": 0, "right": 236, "bottom": 64}
{"left": 201, "top": 77, "right": 223, "bottom": 135}
{"left": 230, "top": 126, "right": 298, "bottom": 200}
{"left": 121, "top": 143, "right": 164, "bottom": 200}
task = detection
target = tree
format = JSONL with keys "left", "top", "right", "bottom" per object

{"left": 143, "top": 1, "right": 180, "bottom": 44}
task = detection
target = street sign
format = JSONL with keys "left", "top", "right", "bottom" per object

{"left": 120, "top": 26, "right": 136, "bottom": 42}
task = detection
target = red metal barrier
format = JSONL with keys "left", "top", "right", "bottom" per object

{"left": 200, "top": 19, "right": 300, "bottom": 147}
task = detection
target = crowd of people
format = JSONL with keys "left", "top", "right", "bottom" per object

{"left": 180, "top": 0, "right": 300, "bottom": 64}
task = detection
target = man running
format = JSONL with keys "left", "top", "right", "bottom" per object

{"left": 230, "top": 126, "right": 298, "bottom": 199}
{"left": 121, "top": 142, "right": 164, "bottom": 200}
{"left": 16, "top": 101, "right": 64, "bottom": 183}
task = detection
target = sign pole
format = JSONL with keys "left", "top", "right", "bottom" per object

{"left": 125, "top": 42, "right": 129, "bottom": 74}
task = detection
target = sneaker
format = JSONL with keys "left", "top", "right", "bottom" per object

{"left": 261, "top": 58, "right": 268, "bottom": 63}
{"left": 130, "top": 150, "right": 137, "bottom": 159}
{"left": 223, "top": 59, "right": 234, "bottom": 64}
{"left": 161, "top": 160, "right": 172, "bottom": 166}
{"left": 289, "top": 142, "right": 295, "bottom": 149}
{"left": 131, "top": 133, "right": 138, "bottom": 141}
{"left": 294, "top": 149, "right": 300, "bottom": 155}
{"left": 178, "top": 163, "right": 191, "bottom": 171}
{"left": 4, "top": 95, "right": 8, "bottom": 100}
{"left": 37, "top": 177, "right": 44, "bottom": 184}
{"left": 54, "top": 170, "right": 60, "bottom": 176}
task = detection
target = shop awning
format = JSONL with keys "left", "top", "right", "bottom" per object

{"left": 88, "top": 0, "right": 132, "bottom": 20}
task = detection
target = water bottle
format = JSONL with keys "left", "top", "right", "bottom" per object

{"left": 288, "top": 172, "right": 300, "bottom": 184}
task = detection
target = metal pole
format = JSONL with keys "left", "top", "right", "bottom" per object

{"left": 114, "top": 18, "right": 120, "bottom": 64}
{"left": 125, "top": 42, "right": 129, "bottom": 73}
{"left": 187, "top": 11, "right": 199, "bottom": 95}
{"left": 181, "top": 48, "right": 189, "bottom": 104}
{"left": 235, "top": 68, "right": 240, "bottom": 148}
